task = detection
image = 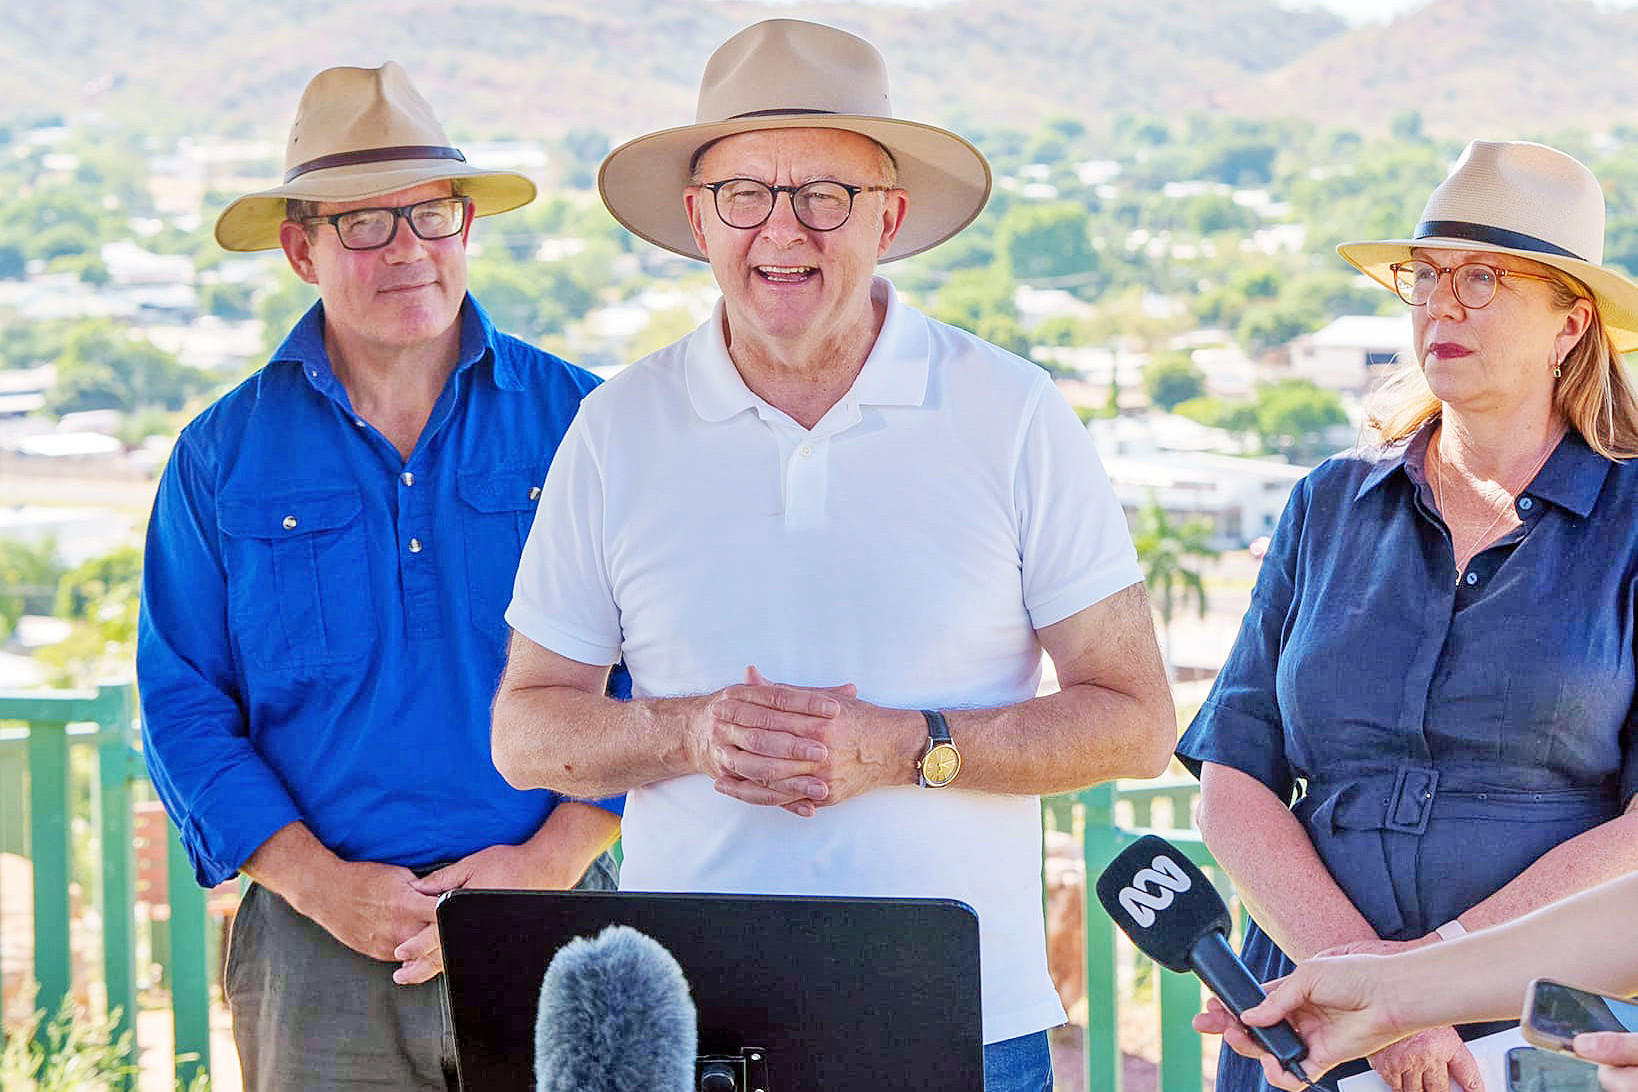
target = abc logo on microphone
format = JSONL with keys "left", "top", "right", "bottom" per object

{"left": 1115, "top": 853, "right": 1193, "bottom": 928}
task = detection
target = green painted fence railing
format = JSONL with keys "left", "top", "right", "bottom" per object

{"left": 0, "top": 684, "right": 213, "bottom": 1090}
{"left": 1063, "top": 777, "right": 1245, "bottom": 1092}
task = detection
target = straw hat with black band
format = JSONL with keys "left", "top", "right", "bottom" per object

{"left": 1338, "top": 139, "right": 1638, "bottom": 352}
{"left": 598, "top": 18, "right": 992, "bottom": 263}
{"left": 214, "top": 62, "right": 536, "bottom": 253}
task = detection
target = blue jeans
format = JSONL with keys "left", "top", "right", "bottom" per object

{"left": 983, "top": 1031, "right": 1054, "bottom": 1092}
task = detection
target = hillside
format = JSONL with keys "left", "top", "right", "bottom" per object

{"left": 1237, "top": 0, "right": 1638, "bottom": 137}
{"left": 5, "top": 0, "right": 1636, "bottom": 143}
{"left": 4, "top": 0, "right": 1346, "bottom": 138}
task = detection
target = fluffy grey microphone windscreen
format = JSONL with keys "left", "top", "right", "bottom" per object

{"left": 534, "top": 924, "right": 699, "bottom": 1092}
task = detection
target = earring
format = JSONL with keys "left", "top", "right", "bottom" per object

{"left": 1553, "top": 357, "right": 1563, "bottom": 379}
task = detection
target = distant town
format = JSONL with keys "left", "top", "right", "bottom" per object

{"left": 7, "top": 109, "right": 1634, "bottom": 693}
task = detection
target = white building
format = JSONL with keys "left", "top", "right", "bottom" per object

{"left": 1089, "top": 415, "right": 1309, "bottom": 548}
{"left": 1287, "top": 314, "right": 1413, "bottom": 393}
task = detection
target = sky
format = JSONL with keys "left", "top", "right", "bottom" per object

{"left": 1284, "top": 0, "right": 1638, "bottom": 21}
{"left": 816, "top": 0, "right": 1638, "bottom": 23}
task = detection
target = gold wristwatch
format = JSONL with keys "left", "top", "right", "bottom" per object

{"left": 916, "top": 709, "right": 962, "bottom": 788}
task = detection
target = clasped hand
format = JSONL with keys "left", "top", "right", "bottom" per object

{"left": 696, "top": 666, "right": 914, "bottom": 817}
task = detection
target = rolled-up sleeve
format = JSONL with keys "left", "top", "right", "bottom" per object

{"left": 1175, "top": 477, "right": 1308, "bottom": 804}
{"left": 137, "top": 435, "right": 303, "bottom": 888}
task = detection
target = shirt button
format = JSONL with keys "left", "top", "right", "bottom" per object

{"left": 799, "top": 444, "right": 813, "bottom": 457}
{"left": 354, "top": 418, "right": 365, "bottom": 427}
{"left": 1518, "top": 496, "right": 1533, "bottom": 511}
{"left": 528, "top": 486, "right": 542, "bottom": 501}
{"left": 1464, "top": 571, "right": 1478, "bottom": 586}
{"left": 282, "top": 515, "right": 298, "bottom": 530}
{"left": 401, "top": 471, "right": 415, "bottom": 487}
{"left": 408, "top": 538, "right": 423, "bottom": 553}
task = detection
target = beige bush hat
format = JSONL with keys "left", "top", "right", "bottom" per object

{"left": 214, "top": 62, "right": 536, "bottom": 252}
{"left": 598, "top": 18, "right": 991, "bottom": 263}
{"left": 1338, "top": 139, "right": 1638, "bottom": 352}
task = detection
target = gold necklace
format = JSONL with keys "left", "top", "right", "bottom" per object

{"left": 1430, "top": 426, "right": 1562, "bottom": 572}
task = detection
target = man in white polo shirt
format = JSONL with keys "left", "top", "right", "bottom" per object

{"left": 492, "top": 19, "right": 1174, "bottom": 1091}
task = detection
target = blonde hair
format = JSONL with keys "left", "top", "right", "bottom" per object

{"left": 1365, "top": 270, "right": 1638, "bottom": 461}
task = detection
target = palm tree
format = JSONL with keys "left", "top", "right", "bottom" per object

{"left": 1132, "top": 495, "right": 1219, "bottom": 677}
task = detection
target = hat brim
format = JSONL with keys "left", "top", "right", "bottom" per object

{"left": 598, "top": 114, "right": 992, "bottom": 263}
{"left": 1338, "top": 236, "right": 1638, "bottom": 353}
{"left": 214, "top": 163, "right": 537, "bottom": 252}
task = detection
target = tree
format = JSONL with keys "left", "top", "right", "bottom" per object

{"left": 48, "top": 321, "right": 214, "bottom": 415}
{"left": 1144, "top": 353, "right": 1206, "bottom": 411}
{"left": 1389, "top": 111, "right": 1426, "bottom": 144}
{"left": 258, "top": 274, "right": 319, "bottom": 359}
{"left": 1195, "top": 140, "right": 1278, "bottom": 187}
{"left": 995, "top": 202, "right": 1097, "bottom": 284}
{"left": 1032, "top": 316, "right": 1082, "bottom": 348}
{"left": 200, "top": 281, "right": 254, "bottom": 320}
{"left": 37, "top": 546, "right": 143, "bottom": 688}
{"left": 1132, "top": 496, "right": 1218, "bottom": 677}
{"left": 1254, "top": 380, "right": 1348, "bottom": 462}
{"left": 0, "top": 243, "right": 24, "bottom": 280}
{"left": 1174, "top": 396, "right": 1259, "bottom": 441}
{"left": 932, "top": 266, "right": 1017, "bottom": 334}
{"left": 1237, "top": 302, "right": 1319, "bottom": 355}
{"left": 0, "top": 537, "right": 65, "bottom": 638}
{"left": 560, "top": 127, "right": 611, "bottom": 189}
{"left": 975, "top": 313, "right": 1033, "bottom": 362}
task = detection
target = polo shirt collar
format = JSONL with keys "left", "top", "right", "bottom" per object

{"left": 683, "top": 277, "right": 930, "bottom": 423}
{"left": 267, "top": 294, "right": 506, "bottom": 395}
{"left": 1355, "top": 415, "right": 1610, "bottom": 517}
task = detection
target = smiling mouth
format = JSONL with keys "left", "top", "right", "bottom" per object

{"left": 755, "top": 265, "right": 817, "bottom": 283}
{"left": 381, "top": 281, "right": 434, "bottom": 293}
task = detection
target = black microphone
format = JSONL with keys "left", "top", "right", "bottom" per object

{"left": 1095, "top": 834, "right": 1311, "bottom": 1085}
{"left": 534, "top": 924, "right": 698, "bottom": 1092}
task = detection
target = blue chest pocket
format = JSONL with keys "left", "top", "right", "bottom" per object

{"left": 456, "top": 465, "right": 544, "bottom": 641}
{"left": 217, "top": 486, "right": 377, "bottom": 674}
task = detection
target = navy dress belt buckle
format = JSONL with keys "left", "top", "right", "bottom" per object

{"left": 1385, "top": 766, "right": 1439, "bottom": 834}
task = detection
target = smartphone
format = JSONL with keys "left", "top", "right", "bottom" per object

{"left": 1506, "top": 1046, "right": 1601, "bottom": 1092}
{"left": 1523, "top": 977, "right": 1638, "bottom": 1054}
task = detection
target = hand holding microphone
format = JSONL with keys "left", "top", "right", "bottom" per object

{"left": 1095, "top": 834, "right": 1317, "bottom": 1089}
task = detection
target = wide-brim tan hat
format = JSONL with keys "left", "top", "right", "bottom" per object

{"left": 1338, "top": 139, "right": 1638, "bottom": 352}
{"left": 599, "top": 18, "right": 991, "bottom": 263}
{"left": 214, "top": 62, "right": 536, "bottom": 252}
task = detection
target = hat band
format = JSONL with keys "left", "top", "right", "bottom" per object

{"left": 284, "top": 144, "right": 467, "bottom": 184}
{"left": 728, "top": 108, "right": 839, "bottom": 119}
{"left": 1414, "top": 220, "right": 1585, "bottom": 262}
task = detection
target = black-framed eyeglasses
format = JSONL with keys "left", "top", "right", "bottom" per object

{"left": 302, "top": 195, "right": 472, "bottom": 251}
{"left": 701, "top": 178, "right": 895, "bottom": 232}
{"left": 1389, "top": 259, "right": 1567, "bottom": 309}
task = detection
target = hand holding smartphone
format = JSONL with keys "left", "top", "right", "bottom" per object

{"left": 1522, "top": 977, "right": 1638, "bottom": 1054}
{"left": 1506, "top": 1046, "right": 1601, "bottom": 1092}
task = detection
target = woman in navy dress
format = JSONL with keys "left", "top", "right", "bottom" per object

{"left": 1178, "top": 140, "right": 1638, "bottom": 1092}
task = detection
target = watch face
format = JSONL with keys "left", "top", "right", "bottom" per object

{"left": 922, "top": 743, "right": 961, "bottom": 787}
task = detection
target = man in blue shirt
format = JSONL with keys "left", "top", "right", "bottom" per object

{"left": 137, "top": 63, "right": 620, "bottom": 1091}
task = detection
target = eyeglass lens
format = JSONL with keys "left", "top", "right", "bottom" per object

{"left": 713, "top": 180, "right": 856, "bottom": 231}
{"left": 1394, "top": 261, "right": 1501, "bottom": 308}
{"left": 332, "top": 197, "right": 468, "bottom": 250}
